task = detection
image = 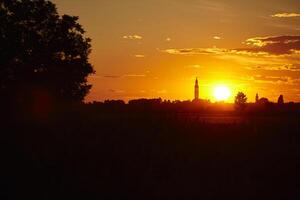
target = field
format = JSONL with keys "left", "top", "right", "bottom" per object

{"left": 2, "top": 105, "right": 300, "bottom": 199}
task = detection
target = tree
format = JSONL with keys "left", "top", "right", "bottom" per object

{"left": 278, "top": 95, "right": 284, "bottom": 105}
{"left": 0, "top": 0, "right": 94, "bottom": 104}
{"left": 234, "top": 92, "right": 247, "bottom": 112}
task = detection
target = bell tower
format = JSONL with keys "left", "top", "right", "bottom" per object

{"left": 194, "top": 78, "right": 199, "bottom": 100}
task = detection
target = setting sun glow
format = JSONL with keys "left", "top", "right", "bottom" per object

{"left": 214, "top": 86, "right": 231, "bottom": 102}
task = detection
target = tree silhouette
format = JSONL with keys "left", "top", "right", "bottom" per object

{"left": 278, "top": 95, "right": 284, "bottom": 105}
{"left": 0, "top": 0, "right": 94, "bottom": 104}
{"left": 234, "top": 92, "right": 247, "bottom": 112}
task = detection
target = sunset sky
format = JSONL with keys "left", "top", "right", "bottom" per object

{"left": 53, "top": 0, "right": 300, "bottom": 102}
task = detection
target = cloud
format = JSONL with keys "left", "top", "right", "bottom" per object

{"left": 161, "top": 35, "right": 300, "bottom": 72}
{"left": 268, "top": 23, "right": 300, "bottom": 31}
{"left": 163, "top": 36, "right": 300, "bottom": 55}
{"left": 245, "top": 75, "right": 300, "bottom": 87}
{"left": 239, "top": 36, "right": 300, "bottom": 55}
{"left": 241, "top": 75, "right": 296, "bottom": 85}
{"left": 123, "top": 35, "right": 143, "bottom": 40}
{"left": 190, "top": 0, "right": 228, "bottom": 12}
{"left": 103, "top": 75, "right": 121, "bottom": 78}
{"left": 123, "top": 74, "right": 146, "bottom": 77}
{"left": 134, "top": 54, "right": 145, "bottom": 58}
{"left": 89, "top": 75, "right": 101, "bottom": 79}
{"left": 156, "top": 90, "right": 167, "bottom": 94}
{"left": 252, "top": 75, "right": 290, "bottom": 84}
{"left": 166, "top": 38, "right": 171, "bottom": 42}
{"left": 162, "top": 47, "right": 270, "bottom": 58}
{"left": 109, "top": 89, "right": 124, "bottom": 93}
{"left": 162, "top": 47, "right": 228, "bottom": 55}
{"left": 185, "top": 64, "right": 202, "bottom": 68}
{"left": 246, "top": 64, "right": 300, "bottom": 72}
{"left": 213, "top": 36, "right": 221, "bottom": 40}
{"left": 271, "top": 13, "right": 300, "bottom": 18}
{"left": 103, "top": 74, "right": 147, "bottom": 78}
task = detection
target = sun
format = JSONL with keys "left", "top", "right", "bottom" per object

{"left": 214, "top": 85, "right": 231, "bottom": 101}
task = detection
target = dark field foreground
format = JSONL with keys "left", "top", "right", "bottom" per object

{"left": 1, "top": 106, "right": 300, "bottom": 199}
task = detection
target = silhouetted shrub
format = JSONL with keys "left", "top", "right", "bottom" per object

{"left": 278, "top": 95, "right": 284, "bottom": 105}
{"left": 234, "top": 92, "right": 247, "bottom": 112}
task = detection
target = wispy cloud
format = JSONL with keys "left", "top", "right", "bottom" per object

{"left": 156, "top": 90, "right": 167, "bottom": 94}
{"left": 246, "top": 64, "right": 300, "bottom": 72}
{"left": 103, "top": 74, "right": 146, "bottom": 78}
{"left": 161, "top": 35, "right": 300, "bottom": 72}
{"left": 163, "top": 36, "right": 300, "bottom": 56}
{"left": 271, "top": 13, "right": 300, "bottom": 18}
{"left": 193, "top": 0, "right": 229, "bottom": 12}
{"left": 108, "top": 89, "right": 125, "bottom": 93}
{"left": 185, "top": 64, "right": 202, "bottom": 68}
{"left": 268, "top": 23, "right": 300, "bottom": 31}
{"left": 123, "top": 35, "right": 143, "bottom": 40}
{"left": 243, "top": 75, "right": 300, "bottom": 86}
{"left": 134, "top": 54, "right": 145, "bottom": 58}
{"left": 213, "top": 36, "right": 221, "bottom": 40}
{"left": 162, "top": 47, "right": 228, "bottom": 55}
{"left": 89, "top": 75, "right": 101, "bottom": 79}
{"left": 241, "top": 35, "right": 300, "bottom": 55}
{"left": 123, "top": 74, "right": 146, "bottom": 77}
{"left": 103, "top": 75, "right": 121, "bottom": 78}
{"left": 162, "top": 47, "right": 270, "bottom": 58}
{"left": 248, "top": 75, "right": 291, "bottom": 84}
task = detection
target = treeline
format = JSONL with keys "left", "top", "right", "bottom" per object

{"left": 87, "top": 98, "right": 300, "bottom": 115}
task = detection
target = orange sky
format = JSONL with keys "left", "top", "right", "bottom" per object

{"left": 53, "top": 0, "right": 300, "bottom": 102}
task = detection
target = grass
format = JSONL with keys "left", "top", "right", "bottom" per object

{"left": 1, "top": 104, "right": 300, "bottom": 199}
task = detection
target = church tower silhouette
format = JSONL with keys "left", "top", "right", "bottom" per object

{"left": 194, "top": 78, "right": 199, "bottom": 100}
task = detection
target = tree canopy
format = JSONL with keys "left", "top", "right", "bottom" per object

{"left": 234, "top": 92, "right": 247, "bottom": 112}
{"left": 0, "top": 0, "right": 94, "bottom": 104}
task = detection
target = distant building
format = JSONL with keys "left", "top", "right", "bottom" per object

{"left": 255, "top": 93, "right": 269, "bottom": 104}
{"left": 194, "top": 78, "right": 199, "bottom": 100}
{"left": 257, "top": 97, "right": 270, "bottom": 105}
{"left": 256, "top": 93, "right": 259, "bottom": 103}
